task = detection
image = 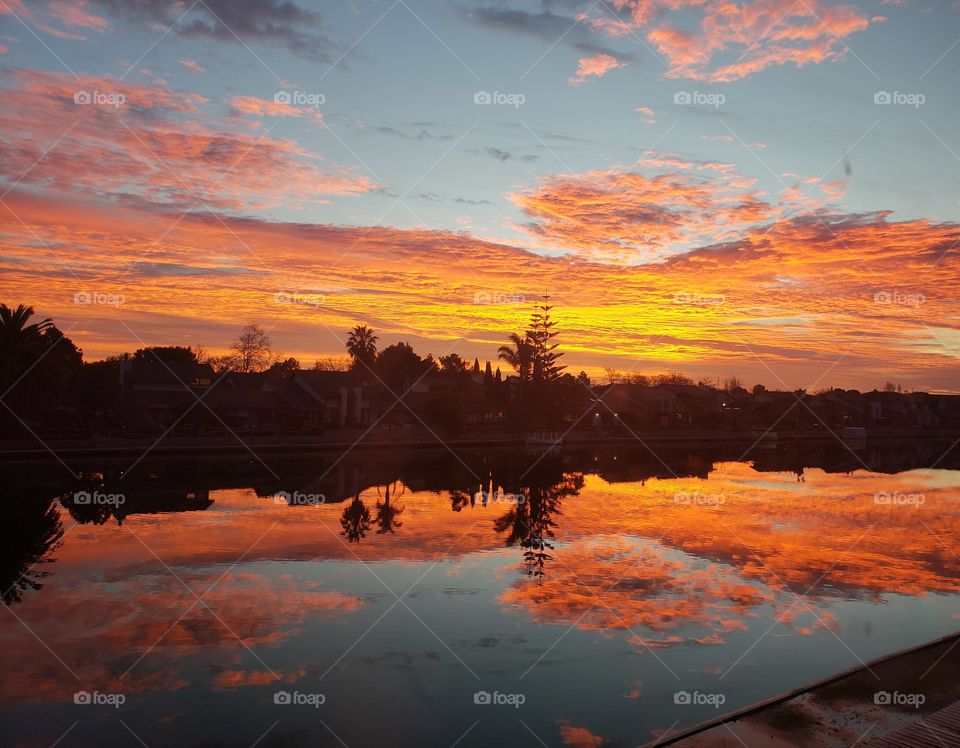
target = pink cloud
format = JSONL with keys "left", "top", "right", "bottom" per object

{"left": 569, "top": 53, "right": 628, "bottom": 85}
{"left": 511, "top": 161, "right": 776, "bottom": 262}
{"left": 581, "top": 0, "right": 876, "bottom": 82}
{"left": 6, "top": 0, "right": 108, "bottom": 40}
{"left": 47, "top": 1, "right": 108, "bottom": 30}
{"left": 635, "top": 105, "right": 655, "bottom": 124}
{"left": 178, "top": 58, "right": 206, "bottom": 73}
{"left": 0, "top": 70, "right": 375, "bottom": 212}
{"left": 231, "top": 94, "right": 324, "bottom": 124}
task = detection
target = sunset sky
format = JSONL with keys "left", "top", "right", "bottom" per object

{"left": 1, "top": 0, "right": 958, "bottom": 390}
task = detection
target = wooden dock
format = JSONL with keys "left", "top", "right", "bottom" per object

{"left": 658, "top": 630, "right": 960, "bottom": 747}
{"left": 870, "top": 701, "right": 960, "bottom": 747}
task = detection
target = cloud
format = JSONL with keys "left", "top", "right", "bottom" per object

{"left": 57, "top": 0, "right": 334, "bottom": 60}
{"left": 469, "top": 5, "right": 633, "bottom": 64}
{"left": 46, "top": 0, "right": 108, "bottom": 30}
{"left": 701, "top": 134, "right": 735, "bottom": 143}
{"left": 469, "top": 0, "right": 876, "bottom": 82}
{"left": 511, "top": 154, "right": 775, "bottom": 261}
{"left": 453, "top": 197, "right": 492, "bottom": 205}
{"left": 178, "top": 58, "right": 206, "bottom": 73}
{"left": 374, "top": 126, "right": 454, "bottom": 142}
{"left": 0, "top": 70, "right": 377, "bottom": 212}
{"left": 472, "top": 147, "right": 540, "bottom": 163}
{"left": 569, "top": 53, "right": 628, "bottom": 84}
{"left": 231, "top": 94, "right": 324, "bottom": 124}
{"left": 2, "top": 0, "right": 109, "bottom": 40}
{"left": 4, "top": 187, "right": 959, "bottom": 390}
{"left": 635, "top": 105, "right": 655, "bottom": 124}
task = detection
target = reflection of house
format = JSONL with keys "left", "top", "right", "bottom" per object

{"left": 113, "top": 489, "right": 214, "bottom": 519}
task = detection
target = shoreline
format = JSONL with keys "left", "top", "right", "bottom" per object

{"left": 1, "top": 428, "right": 958, "bottom": 463}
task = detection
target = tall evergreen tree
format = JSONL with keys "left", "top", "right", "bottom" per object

{"left": 526, "top": 295, "right": 565, "bottom": 384}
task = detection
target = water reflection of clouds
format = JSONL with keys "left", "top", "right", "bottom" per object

{"left": 2, "top": 455, "right": 958, "bottom": 739}
{"left": 0, "top": 569, "right": 365, "bottom": 706}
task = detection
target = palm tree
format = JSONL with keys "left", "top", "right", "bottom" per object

{"left": 340, "top": 491, "right": 372, "bottom": 543}
{"left": 374, "top": 481, "right": 405, "bottom": 534}
{"left": 498, "top": 333, "right": 535, "bottom": 432}
{"left": 497, "top": 333, "right": 533, "bottom": 382}
{"left": 0, "top": 304, "right": 55, "bottom": 391}
{"left": 346, "top": 325, "right": 378, "bottom": 371}
{"left": 0, "top": 304, "right": 52, "bottom": 350}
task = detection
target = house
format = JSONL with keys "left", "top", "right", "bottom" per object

{"left": 591, "top": 384, "right": 676, "bottom": 430}
{"left": 119, "top": 360, "right": 380, "bottom": 434}
{"left": 291, "top": 371, "right": 378, "bottom": 427}
{"left": 656, "top": 384, "right": 724, "bottom": 428}
{"left": 118, "top": 359, "right": 219, "bottom": 430}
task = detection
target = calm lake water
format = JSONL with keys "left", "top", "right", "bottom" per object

{"left": 1, "top": 441, "right": 959, "bottom": 747}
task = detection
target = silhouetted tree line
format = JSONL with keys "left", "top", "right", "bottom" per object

{"left": 3, "top": 300, "right": 958, "bottom": 440}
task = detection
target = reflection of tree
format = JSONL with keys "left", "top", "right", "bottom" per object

{"left": 0, "top": 496, "right": 64, "bottom": 604}
{"left": 60, "top": 475, "right": 117, "bottom": 525}
{"left": 449, "top": 489, "right": 472, "bottom": 512}
{"left": 374, "top": 482, "right": 405, "bottom": 534}
{"left": 340, "top": 492, "right": 371, "bottom": 543}
{"left": 63, "top": 495, "right": 115, "bottom": 525}
{"left": 493, "top": 468, "right": 584, "bottom": 579}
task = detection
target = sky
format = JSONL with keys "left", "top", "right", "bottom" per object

{"left": 0, "top": 0, "right": 958, "bottom": 391}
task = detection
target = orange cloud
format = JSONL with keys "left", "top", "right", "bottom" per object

{"left": 559, "top": 722, "right": 608, "bottom": 747}
{"left": 582, "top": 0, "right": 876, "bottom": 81}
{"left": 2, "top": 182, "right": 959, "bottom": 389}
{"left": 511, "top": 156, "right": 776, "bottom": 261}
{"left": 0, "top": 70, "right": 376, "bottom": 212}
{"left": 569, "top": 53, "right": 628, "bottom": 85}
